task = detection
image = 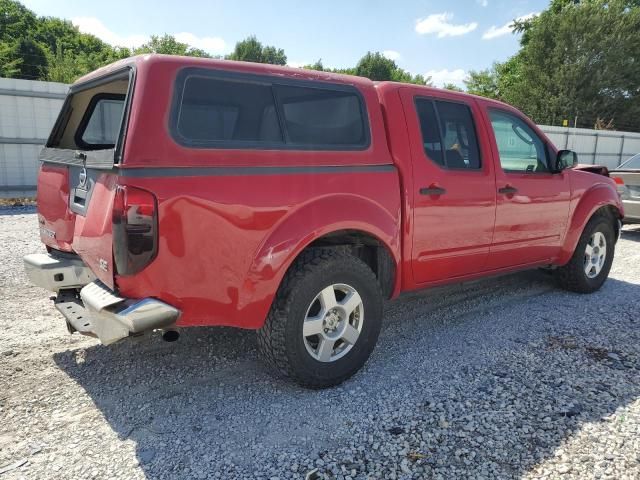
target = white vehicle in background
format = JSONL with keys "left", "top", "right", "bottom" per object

{"left": 611, "top": 154, "right": 640, "bottom": 224}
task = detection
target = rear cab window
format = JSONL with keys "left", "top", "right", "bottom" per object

{"left": 170, "top": 68, "right": 370, "bottom": 150}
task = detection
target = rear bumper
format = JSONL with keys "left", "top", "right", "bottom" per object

{"left": 622, "top": 199, "right": 640, "bottom": 223}
{"left": 24, "top": 252, "right": 96, "bottom": 292}
{"left": 24, "top": 252, "right": 180, "bottom": 344}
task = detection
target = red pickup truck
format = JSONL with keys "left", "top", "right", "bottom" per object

{"left": 24, "top": 55, "right": 623, "bottom": 388}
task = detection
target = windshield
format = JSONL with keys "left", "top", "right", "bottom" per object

{"left": 617, "top": 153, "right": 640, "bottom": 170}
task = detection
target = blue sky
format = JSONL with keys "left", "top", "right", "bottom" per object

{"left": 22, "top": 0, "right": 549, "bottom": 86}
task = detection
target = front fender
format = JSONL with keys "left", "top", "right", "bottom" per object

{"left": 237, "top": 193, "right": 401, "bottom": 328}
{"left": 558, "top": 182, "right": 623, "bottom": 265}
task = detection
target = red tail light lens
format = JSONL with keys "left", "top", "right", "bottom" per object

{"left": 613, "top": 176, "right": 624, "bottom": 185}
{"left": 112, "top": 185, "right": 158, "bottom": 276}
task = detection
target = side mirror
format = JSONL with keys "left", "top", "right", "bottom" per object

{"left": 555, "top": 149, "right": 578, "bottom": 172}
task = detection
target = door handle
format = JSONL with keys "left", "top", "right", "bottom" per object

{"left": 420, "top": 184, "right": 447, "bottom": 196}
{"left": 498, "top": 185, "right": 518, "bottom": 195}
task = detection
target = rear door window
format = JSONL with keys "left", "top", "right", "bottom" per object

{"left": 415, "top": 100, "right": 444, "bottom": 166}
{"left": 171, "top": 68, "right": 369, "bottom": 150}
{"left": 415, "top": 98, "right": 481, "bottom": 169}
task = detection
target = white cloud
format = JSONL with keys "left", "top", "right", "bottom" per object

{"left": 382, "top": 50, "right": 401, "bottom": 61}
{"left": 425, "top": 68, "right": 467, "bottom": 87}
{"left": 71, "top": 17, "right": 227, "bottom": 54}
{"left": 415, "top": 13, "right": 478, "bottom": 38}
{"left": 173, "top": 32, "right": 226, "bottom": 54}
{"left": 72, "top": 17, "right": 147, "bottom": 48}
{"left": 477, "top": 0, "right": 489, "bottom": 7}
{"left": 482, "top": 12, "right": 538, "bottom": 40}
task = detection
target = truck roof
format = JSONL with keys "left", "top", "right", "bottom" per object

{"left": 73, "top": 54, "right": 376, "bottom": 88}
{"left": 74, "top": 54, "right": 515, "bottom": 112}
{"left": 374, "top": 80, "right": 515, "bottom": 111}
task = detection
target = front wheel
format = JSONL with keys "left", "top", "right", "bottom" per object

{"left": 555, "top": 213, "right": 616, "bottom": 293}
{"left": 257, "top": 248, "right": 383, "bottom": 388}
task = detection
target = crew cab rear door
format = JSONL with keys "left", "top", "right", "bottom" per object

{"left": 399, "top": 88, "right": 497, "bottom": 284}
{"left": 477, "top": 101, "right": 571, "bottom": 268}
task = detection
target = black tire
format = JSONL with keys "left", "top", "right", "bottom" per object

{"left": 555, "top": 213, "right": 616, "bottom": 293}
{"left": 257, "top": 248, "right": 383, "bottom": 388}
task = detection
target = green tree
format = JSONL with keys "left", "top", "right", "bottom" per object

{"left": 355, "top": 52, "right": 395, "bottom": 81}
{"left": 135, "top": 34, "right": 211, "bottom": 57}
{"left": 0, "top": 0, "right": 37, "bottom": 42}
{"left": 303, "top": 59, "right": 325, "bottom": 71}
{"left": 442, "top": 83, "right": 463, "bottom": 92}
{"left": 464, "top": 68, "right": 499, "bottom": 99}
{"left": 226, "top": 35, "right": 286, "bottom": 65}
{"left": 0, "top": 0, "right": 133, "bottom": 80}
{"left": 354, "top": 51, "right": 431, "bottom": 85}
{"left": 45, "top": 42, "right": 82, "bottom": 83}
{"left": 503, "top": 0, "right": 640, "bottom": 131}
{"left": 13, "top": 37, "right": 48, "bottom": 79}
{"left": 0, "top": 43, "right": 21, "bottom": 77}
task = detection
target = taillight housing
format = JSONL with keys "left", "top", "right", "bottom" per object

{"left": 612, "top": 176, "right": 629, "bottom": 198}
{"left": 112, "top": 185, "right": 158, "bottom": 276}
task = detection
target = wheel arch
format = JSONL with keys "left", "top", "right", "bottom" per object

{"left": 238, "top": 194, "right": 401, "bottom": 329}
{"left": 558, "top": 183, "right": 623, "bottom": 265}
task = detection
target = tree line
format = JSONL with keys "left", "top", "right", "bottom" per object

{"left": 464, "top": 0, "right": 640, "bottom": 132}
{"left": 1, "top": 0, "right": 639, "bottom": 131}
{"left": 0, "top": 0, "right": 428, "bottom": 86}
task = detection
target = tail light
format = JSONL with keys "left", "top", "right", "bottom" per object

{"left": 112, "top": 185, "right": 158, "bottom": 276}
{"left": 612, "top": 176, "right": 629, "bottom": 199}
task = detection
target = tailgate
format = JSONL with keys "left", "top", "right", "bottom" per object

{"left": 36, "top": 67, "right": 133, "bottom": 289}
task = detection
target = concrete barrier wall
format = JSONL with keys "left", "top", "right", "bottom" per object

{"left": 0, "top": 77, "right": 67, "bottom": 197}
{"left": 1, "top": 77, "right": 640, "bottom": 198}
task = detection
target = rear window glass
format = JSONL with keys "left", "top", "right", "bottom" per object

{"left": 79, "top": 95, "right": 125, "bottom": 148}
{"left": 275, "top": 85, "right": 366, "bottom": 146}
{"left": 618, "top": 153, "right": 640, "bottom": 170}
{"left": 171, "top": 69, "right": 369, "bottom": 150}
{"left": 176, "top": 76, "right": 282, "bottom": 144}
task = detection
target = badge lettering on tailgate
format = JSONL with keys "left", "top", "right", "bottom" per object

{"left": 40, "top": 227, "right": 56, "bottom": 239}
{"left": 98, "top": 258, "right": 109, "bottom": 272}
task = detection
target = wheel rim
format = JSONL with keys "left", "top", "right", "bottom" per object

{"left": 583, "top": 231, "right": 607, "bottom": 279}
{"left": 302, "top": 283, "right": 364, "bottom": 362}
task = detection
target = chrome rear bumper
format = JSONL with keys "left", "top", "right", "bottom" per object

{"left": 24, "top": 252, "right": 95, "bottom": 291}
{"left": 24, "top": 252, "right": 180, "bottom": 344}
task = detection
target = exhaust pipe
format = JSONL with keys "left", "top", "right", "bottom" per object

{"left": 161, "top": 329, "right": 180, "bottom": 342}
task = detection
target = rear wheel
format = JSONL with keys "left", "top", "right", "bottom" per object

{"left": 555, "top": 214, "right": 616, "bottom": 293}
{"left": 257, "top": 248, "right": 383, "bottom": 388}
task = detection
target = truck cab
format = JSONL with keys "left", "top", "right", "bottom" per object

{"left": 24, "top": 55, "right": 623, "bottom": 388}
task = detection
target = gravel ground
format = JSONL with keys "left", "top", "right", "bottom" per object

{"left": 1, "top": 207, "right": 639, "bottom": 480}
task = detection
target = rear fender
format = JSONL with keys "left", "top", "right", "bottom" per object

{"left": 238, "top": 194, "right": 401, "bottom": 328}
{"left": 558, "top": 183, "right": 623, "bottom": 265}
